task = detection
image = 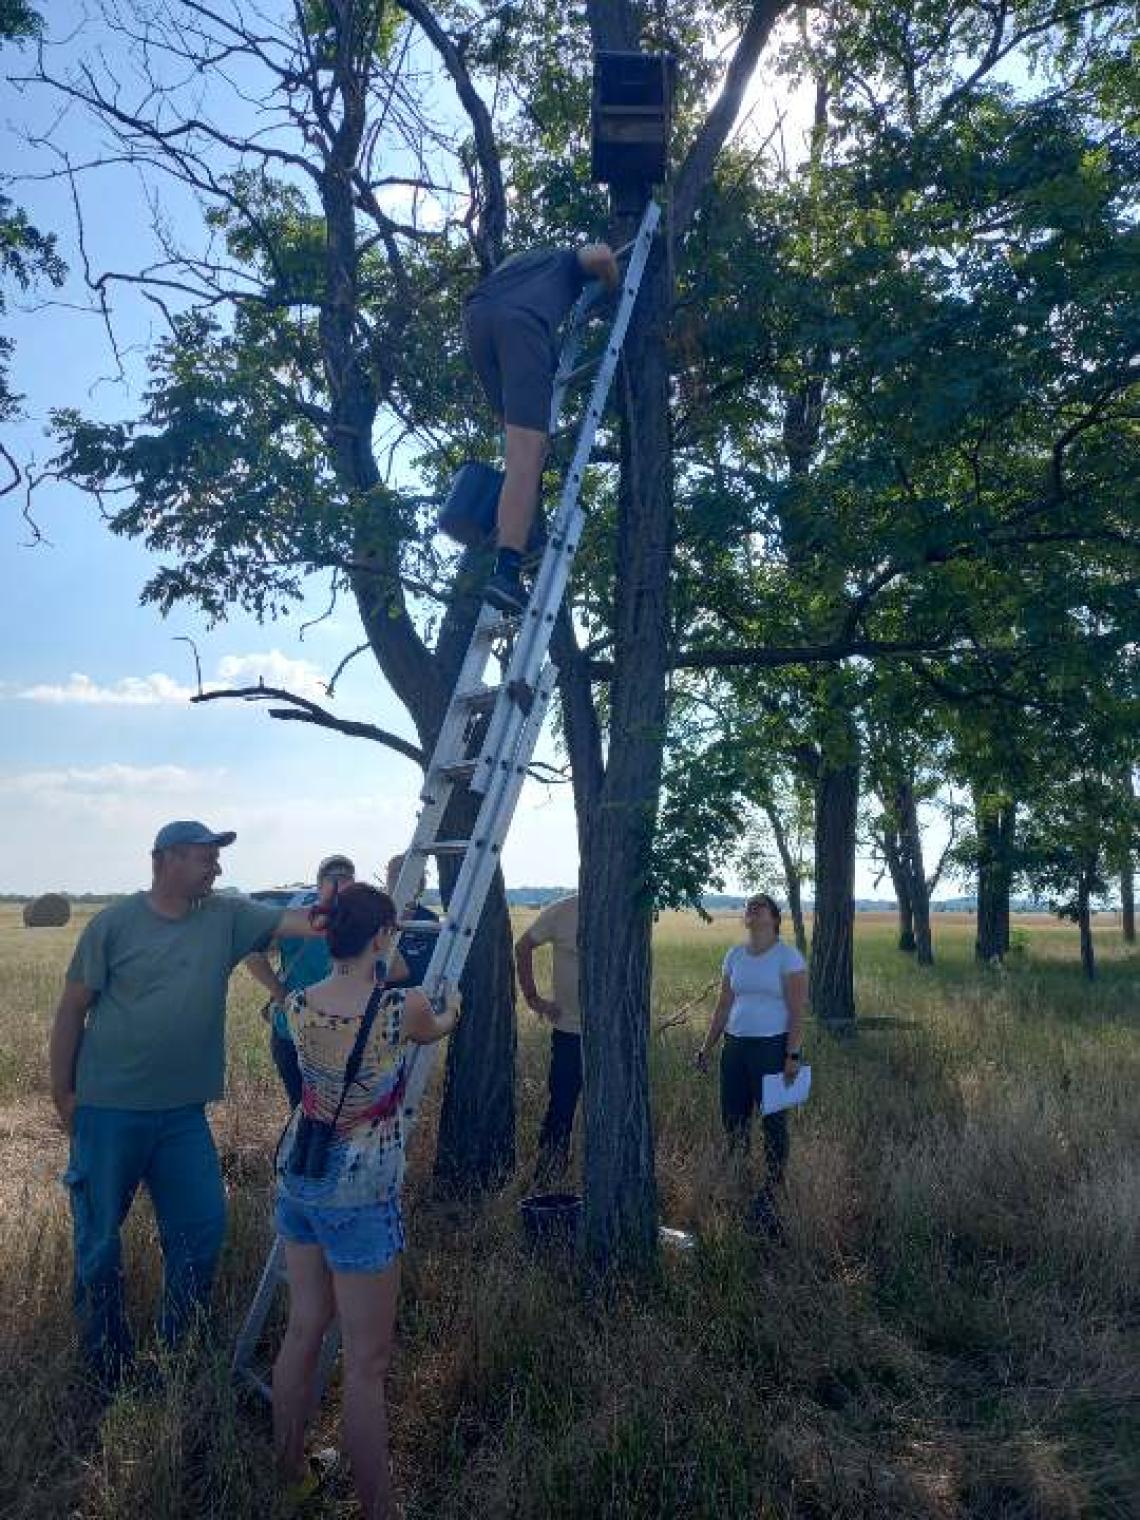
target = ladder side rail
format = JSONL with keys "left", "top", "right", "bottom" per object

{"left": 400, "top": 662, "right": 558, "bottom": 1124}
{"left": 548, "top": 204, "right": 659, "bottom": 434}
{"left": 232, "top": 1234, "right": 287, "bottom": 1382}
{"left": 547, "top": 288, "right": 596, "bottom": 430}
{"left": 432, "top": 664, "right": 558, "bottom": 995}
{"left": 469, "top": 204, "right": 660, "bottom": 796}
{"left": 388, "top": 602, "right": 511, "bottom": 926}
{"left": 467, "top": 411, "right": 601, "bottom": 796}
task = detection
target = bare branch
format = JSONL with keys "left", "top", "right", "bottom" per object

{"left": 0, "top": 442, "right": 21, "bottom": 500}
{"left": 395, "top": 0, "right": 505, "bottom": 267}
{"left": 173, "top": 635, "right": 204, "bottom": 693}
{"left": 673, "top": 0, "right": 793, "bottom": 236}
{"left": 191, "top": 683, "right": 425, "bottom": 765}
{"left": 326, "top": 641, "right": 371, "bottom": 697}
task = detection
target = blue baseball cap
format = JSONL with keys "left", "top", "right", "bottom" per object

{"left": 153, "top": 820, "right": 237, "bottom": 852}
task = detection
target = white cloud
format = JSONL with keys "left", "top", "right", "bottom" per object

{"left": 14, "top": 650, "right": 329, "bottom": 706}
{"left": 214, "top": 651, "right": 327, "bottom": 701}
{"left": 0, "top": 763, "right": 216, "bottom": 797}
{"left": 17, "top": 672, "right": 193, "bottom": 705}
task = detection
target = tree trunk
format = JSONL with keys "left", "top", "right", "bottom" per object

{"left": 811, "top": 758, "right": 859, "bottom": 1026}
{"left": 433, "top": 868, "right": 517, "bottom": 1188}
{"left": 1077, "top": 868, "right": 1096, "bottom": 981}
{"left": 1122, "top": 768, "right": 1136, "bottom": 944}
{"left": 579, "top": 229, "right": 672, "bottom": 1272}
{"left": 880, "top": 826, "right": 916, "bottom": 953}
{"left": 763, "top": 800, "right": 808, "bottom": 956}
{"left": 896, "top": 780, "right": 933, "bottom": 965}
{"left": 975, "top": 794, "right": 1015, "bottom": 962}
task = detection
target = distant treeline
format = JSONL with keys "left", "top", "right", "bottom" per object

{"left": 2, "top": 889, "right": 1117, "bottom": 915}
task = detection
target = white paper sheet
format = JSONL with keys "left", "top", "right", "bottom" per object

{"left": 761, "top": 1064, "right": 812, "bottom": 1114}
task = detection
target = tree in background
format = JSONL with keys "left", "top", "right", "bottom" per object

{"left": 1, "top": 0, "right": 64, "bottom": 494}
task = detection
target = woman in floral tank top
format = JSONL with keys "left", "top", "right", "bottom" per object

{"left": 272, "top": 883, "right": 458, "bottom": 1519}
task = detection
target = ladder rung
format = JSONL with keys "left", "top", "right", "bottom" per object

{"left": 417, "top": 839, "right": 474, "bottom": 855}
{"left": 563, "top": 355, "right": 602, "bottom": 384}
{"left": 437, "top": 760, "right": 479, "bottom": 783}
{"left": 454, "top": 685, "right": 501, "bottom": 711}
{"left": 480, "top": 616, "right": 520, "bottom": 639}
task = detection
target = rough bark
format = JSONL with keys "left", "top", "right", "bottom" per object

{"left": 764, "top": 800, "right": 808, "bottom": 956}
{"left": 574, "top": 0, "right": 789, "bottom": 1268}
{"left": 1123, "top": 865, "right": 1136, "bottom": 945}
{"left": 975, "top": 794, "right": 1015, "bottom": 962}
{"left": 1077, "top": 868, "right": 1096, "bottom": 981}
{"left": 881, "top": 826, "right": 917, "bottom": 953}
{"left": 810, "top": 759, "right": 860, "bottom": 1026}
{"left": 896, "top": 780, "right": 933, "bottom": 965}
{"left": 1122, "top": 768, "right": 1136, "bottom": 944}
{"left": 580, "top": 233, "right": 671, "bottom": 1271}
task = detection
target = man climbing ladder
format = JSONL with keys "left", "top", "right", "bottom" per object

{"left": 463, "top": 240, "right": 621, "bottom": 612}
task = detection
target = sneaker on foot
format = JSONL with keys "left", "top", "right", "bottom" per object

{"left": 483, "top": 567, "right": 528, "bottom": 615}
{"left": 279, "top": 1447, "right": 338, "bottom": 1517}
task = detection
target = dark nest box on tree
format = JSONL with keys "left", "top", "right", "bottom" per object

{"left": 591, "top": 51, "right": 676, "bottom": 199}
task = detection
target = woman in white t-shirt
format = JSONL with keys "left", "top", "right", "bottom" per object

{"left": 696, "top": 893, "right": 808, "bottom": 1236}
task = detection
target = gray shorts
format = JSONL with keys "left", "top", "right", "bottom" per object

{"left": 463, "top": 298, "right": 555, "bottom": 434}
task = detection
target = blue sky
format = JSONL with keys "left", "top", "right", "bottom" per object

{"left": 0, "top": 7, "right": 927, "bottom": 901}
{"left": 0, "top": 6, "right": 588, "bottom": 896}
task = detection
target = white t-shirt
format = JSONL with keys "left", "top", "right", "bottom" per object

{"left": 723, "top": 940, "right": 807, "bottom": 1038}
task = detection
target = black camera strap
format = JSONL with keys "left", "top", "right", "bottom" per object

{"left": 327, "top": 983, "right": 387, "bottom": 1134}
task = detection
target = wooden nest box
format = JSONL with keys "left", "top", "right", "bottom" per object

{"left": 590, "top": 51, "right": 676, "bottom": 188}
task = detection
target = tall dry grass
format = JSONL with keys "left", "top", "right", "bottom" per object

{"left": 0, "top": 906, "right": 1136, "bottom": 1518}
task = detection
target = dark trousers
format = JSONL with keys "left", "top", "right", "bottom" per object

{"left": 63, "top": 1104, "right": 226, "bottom": 1384}
{"left": 719, "top": 1033, "right": 790, "bottom": 1188}
{"left": 271, "top": 1026, "right": 303, "bottom": 1108}
{"left": 536, "top": 1029, "right": 582, "bottom": 1181}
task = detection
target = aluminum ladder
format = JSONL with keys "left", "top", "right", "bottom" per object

{"left": 233, "top": 199, "right": 661, "bottom": 1400}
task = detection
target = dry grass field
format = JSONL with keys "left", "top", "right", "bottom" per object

{"left": 0, "top": 903, "right": 1136, "bottom": 1518}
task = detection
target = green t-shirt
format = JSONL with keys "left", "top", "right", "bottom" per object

{"left": 68, "top": 891, "right": 285, "bottom": 1110}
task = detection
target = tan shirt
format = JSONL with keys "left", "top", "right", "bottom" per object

{"left": 525, "top": 894, "right": 580, "bottom": 1034}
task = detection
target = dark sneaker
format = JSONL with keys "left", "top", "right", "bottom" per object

{"left": 483, "top": 567, "right": 528, "bottom": 615}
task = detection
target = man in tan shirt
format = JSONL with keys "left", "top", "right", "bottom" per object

{"left": 514, "top": 893, "right": 581, "bottom": 1183}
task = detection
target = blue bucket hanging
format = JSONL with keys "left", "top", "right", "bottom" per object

{"left": 437, "top": 460, "right": 504, "bottom": 547}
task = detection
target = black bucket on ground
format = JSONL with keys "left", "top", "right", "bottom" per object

{"left": 438, "top": 460, "right": 504, "bottom": 546}
{"left": 519, "top": 1192, "right": 581, "bottom": 1250}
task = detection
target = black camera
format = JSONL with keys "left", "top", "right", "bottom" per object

{"left": 286, "top": 1115, "right": 334, "bottom": 1179}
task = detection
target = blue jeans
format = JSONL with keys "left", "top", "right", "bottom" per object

{"left": 275, "top": 1191, "right": 406, "bottom": 1273}
{"left": 63, "top": 1104, "right": 227, "bottom": 1382}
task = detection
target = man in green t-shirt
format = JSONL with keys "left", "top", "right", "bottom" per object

{"left": 47, "top": 820, "right": 323, "bottom": 1387}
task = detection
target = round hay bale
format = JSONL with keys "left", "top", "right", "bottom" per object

{"left": 23, "top": 893, "right": 71, "bottom": 928}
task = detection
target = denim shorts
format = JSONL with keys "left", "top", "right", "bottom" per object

{"left": 274, "top": 1190, "right": 405, "bottom": 1273}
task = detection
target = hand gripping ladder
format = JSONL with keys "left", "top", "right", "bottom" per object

{"left": 233, "top": 200, "right": 661, "bottom": 1400}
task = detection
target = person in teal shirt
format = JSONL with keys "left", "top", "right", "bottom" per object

{"left": 245, "top": 853, "right": 357, "bottom": 1107}
{"left": 47, "top": 820, "right": 324, "bottom": 1388}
